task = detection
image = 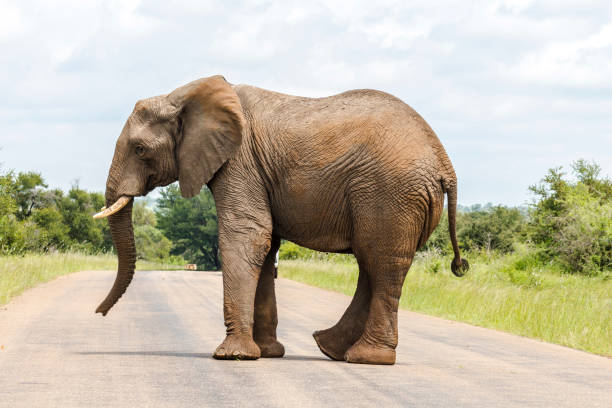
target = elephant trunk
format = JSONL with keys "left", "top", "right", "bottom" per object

{"left": 95, "top": 197, "right": 136, "bottom": 316}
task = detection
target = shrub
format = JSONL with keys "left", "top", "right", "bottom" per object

{"left": 420, "top": 211, "right": 451, "bottom": 254}
{"left": 56, "top": 187, "right": 112, "bottom": 253}
{"left": 458, "top": 206, "right": 525, "bottom": 253}
{"left": 132, "top": 201, "right": 178, "bottom": 263}
{"left": 278, "top": 241, "right": 310, "bottom": 260}
{"left": 278, "top": 241, "right": 355, "bottom": 263}
{"left": 553, "top": 186, "right": 612, "bottom": 274}
{"left": 135, "top": 224, "right": 175, "bottom": 262}
{"left": 0, "top": 214, "right": 25, "bottom": 254}
{"left": 31, "top": 207, "right": 70, "bottom": 251}
{"left": 420, "top": 206, "right": 526, "bottom": 254}
{"left": 529, "top": 160, "right": 612, "bottom": 274}
{"left": 0, "top": 170, "right": 17, "bottom": 217}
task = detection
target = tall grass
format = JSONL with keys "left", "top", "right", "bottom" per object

{"left": 0, "top": 252, "right": 180, "bottom": 306}
{"left": 279, "top": 246, "right": 612, "bottom": 356}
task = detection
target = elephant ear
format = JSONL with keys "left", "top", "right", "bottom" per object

{"left": 168, "top": 75, "right": 245, "bottom": 197}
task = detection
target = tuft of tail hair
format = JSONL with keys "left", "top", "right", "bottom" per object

{"left": 446, "top": 183, "right": 469, "bottom": 277}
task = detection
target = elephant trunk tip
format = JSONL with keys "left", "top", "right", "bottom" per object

{"left": 95, "top": 308, "right": 109, "bottom": 317}
{"left": 94, "top": 270, "right": 134, "bottom": 317}
{"left": 95, "top": 302, "right": 112, "bottom": 316}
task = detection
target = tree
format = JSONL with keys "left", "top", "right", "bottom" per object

{"left": 14, "top": 172, "right": 48, "bottom": 219}
{"left": 155, "top": 184, "right": 220, "bottom": 269}
{"left": 0, "top": 169, "right": 22, "bottom": 253}
{"left": 132, "top": 200, "right": 174, "bottom": 262}
{"left": 31, "top": 207, "right": 70, "bottom": 250}
{"left": 56, "top": 186, "right": 112, "bottom": 253}
{"left": 529, "top": 159, "right": 612, "bottom": 274}
{"left": 0, "top": 167, "right": 117, "bottom": 254}
{"left": 458, "top": 206, "right": 525, "bottom": 253}
{"left": 420, "top": 206, "right": 526, "bottom": 254}
{"left": 0, "top": 169, "right": 17, "bottom": 218}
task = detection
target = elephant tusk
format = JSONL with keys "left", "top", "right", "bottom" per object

{"left": 93, "top": 196, "right": 132, "bottom": 219}
{"left": 100, "top": 206, "right": 107, "bottom": 211}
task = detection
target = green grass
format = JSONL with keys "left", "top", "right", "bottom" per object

{"left": 0, "top": 252, "right": 180, "bottom": 306}
{"left": 279, "top": 247, "right": 612, "bottom": 356}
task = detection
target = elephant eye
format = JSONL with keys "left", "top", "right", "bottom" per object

{"left": 135, "top": 145, "right": 145, "bottom": 157}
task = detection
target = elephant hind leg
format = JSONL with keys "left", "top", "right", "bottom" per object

{"left": 253, "top": 235, "right": 285, "bottom": 358}
{"left": 343, "top": 251, "right": 413, "bottom": 365}
{"left": 313, "top": 268, "right": 371, "bottom": 360}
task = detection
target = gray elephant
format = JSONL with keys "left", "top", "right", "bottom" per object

{"left": 93, "top": 75, "right": 469, "bottom": 365}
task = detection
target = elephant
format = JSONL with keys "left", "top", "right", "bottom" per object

{"left": 93, "top": 75, "right": 469, "bottom": 365}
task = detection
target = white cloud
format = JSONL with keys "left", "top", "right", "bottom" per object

{"left": 510, "top": 23, "right": 612, "bottom": 88}
{"left": 0, "top": 1, "right": 23, "bottom": 39}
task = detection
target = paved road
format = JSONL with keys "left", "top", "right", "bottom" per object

{"left": 0, "top": 270, "right": 610, "bottom": 407}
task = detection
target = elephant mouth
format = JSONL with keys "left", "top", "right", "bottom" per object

{"left": 143, "top": 174, "right": 176, "bottom": 195}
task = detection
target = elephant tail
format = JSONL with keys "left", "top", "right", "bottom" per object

{"left": 446, "top": 182, "right": 469, "bottom": 277}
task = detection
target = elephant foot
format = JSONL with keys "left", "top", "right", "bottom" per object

{"left": 255, "top": 337, "right": 285, "bottom": 358}
{"left": 213, "top": 334, "right": 261, "bottom": 360}
{"left": 313, "top": 328, "right": 354, "bottom": 361}
{"left": 344, "top": 340, "right": 396, "bottom": 365}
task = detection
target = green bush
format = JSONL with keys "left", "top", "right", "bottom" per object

{"left": 529, "top": 160, "right": 612, "bottom": 275}
{"left": 414, "top": 248, "right": 444, "bottom": 274}
{"left": 420, "top": 211, "right": 451, "bottom": 253}
{"left": 459, "top": 206, "right": 525, "bottom": 253}
{"left": 0, "top": 170, "right": 17, "bottom": 217}
{"left": 0, "top": 169, "right": 112, "bottom": 255}
{"left": 553, "top": 185, "right": 612, "bottom": 274}
{"left": 278, "top": 241, "right": 311, "bottom": 260}
{"left": 0, "top": 214, "right": 25, "bottom": 254}
{"left": 134, "top": 225, "right": 174, "bottom": 262}
{"left": 31, "top": 207, "right": 70, "bottom": 251}
{"left": 420, "top": 205, "right": 526, "bottom": 254}
{"left": 132, "top": 200, "right": 183, "bottom": 264}
{"left": 278, "top": 241, "right": 355, "bottom": 263}
{"left": 56, "top": 187, "right": 112, "bottom": 253}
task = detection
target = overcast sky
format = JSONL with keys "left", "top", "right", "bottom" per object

{"left": 1, "top": 0, "right": 611, "bottom": 206}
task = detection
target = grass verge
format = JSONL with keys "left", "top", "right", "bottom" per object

{"left": 279, "top": 247, "right": 612, "bottom": 356}
{"left": 0, "top": 252, "right": 180, "bottom": 306}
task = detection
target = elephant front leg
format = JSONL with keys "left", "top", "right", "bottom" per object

{"left": 213, "top": 230, "right": 272, "bottom": 361}
{"left": 253, "top": 236, "right": 285, "bottom": 358}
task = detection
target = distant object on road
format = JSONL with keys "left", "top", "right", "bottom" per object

{"left": 274, "top": 251, "right": 279, "bottom": 279}
{"left": 184, "top": 264, "right": 197, "bottom": 271}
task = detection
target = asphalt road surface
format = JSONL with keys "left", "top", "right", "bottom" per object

{"left": 1, "top": 270, "right": 610, "bottom": 407}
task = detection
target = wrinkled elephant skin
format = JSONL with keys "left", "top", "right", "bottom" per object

{"left": 96, "top": 75, "right": 469, "bottom": 365}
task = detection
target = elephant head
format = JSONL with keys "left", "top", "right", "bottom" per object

{"left": 93, "top": 75, "right": 244, "bottom": 316}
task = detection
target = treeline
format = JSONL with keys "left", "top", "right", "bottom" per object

{"left": 1, "top": 159, "right": 610, "bottom": 275}
{"left": 0, "top": 167, "right": 218, "bottom": 268}
{"left": 0, "top": 171, "right": 112, "bottom": 254}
